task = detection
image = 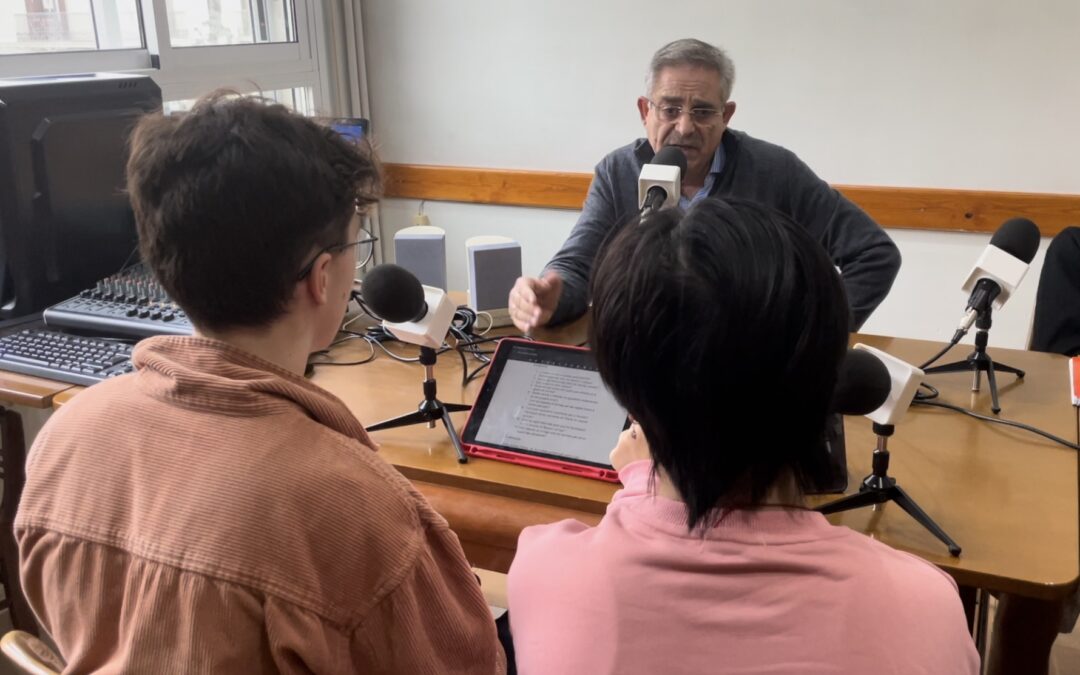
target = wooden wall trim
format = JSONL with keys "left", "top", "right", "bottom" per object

{"left": 384, "top": 163, "right": 1080, "bottom": 238}
{"left": 384, "top": 164, "right": 591, "bottom": 210}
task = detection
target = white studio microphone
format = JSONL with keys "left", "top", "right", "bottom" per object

{"left": 852, "top": 343, "right": 924, "bottom": 428}
{"left": 825, "top": 344, "right": 963, "bottom": 557}
{"left": 954, "top": 217, "right": 1041, "bottom": 336}
{"left": 830, "top": 348, "right": 893, "bottom": 416}
{"left": 361, "top": 264, "right": 456, "bottom": 349}
{"left": 637, "top": 146, "right": 687, "bottom": 217}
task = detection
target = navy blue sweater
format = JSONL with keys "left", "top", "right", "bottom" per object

{"left": 545, "top": 130, "right": 901, "bottom": 329}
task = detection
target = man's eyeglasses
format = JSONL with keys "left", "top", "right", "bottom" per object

{"left": 647, "top": 100, "right": 724, "bottom": 126}
{"left": 296, "top": 229, "right": 378, "bottom": 281}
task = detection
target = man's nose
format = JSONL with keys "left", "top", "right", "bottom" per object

{"left": 674, "top": 112, "right": 696, "bottom": 137}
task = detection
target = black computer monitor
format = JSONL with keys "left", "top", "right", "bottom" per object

{"left": 0, "top": 73, "right": 161, "bottom": 319}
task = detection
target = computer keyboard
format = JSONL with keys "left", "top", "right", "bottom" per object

{"left": 0, "top": 328, "right": 135, "bottom": 387}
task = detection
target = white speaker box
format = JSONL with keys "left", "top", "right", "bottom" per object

{"left": 394, "top": 225, "right": 447, "bottom": 290}
{"left": 466, "top": 235, "right": 522, "bottom": 328}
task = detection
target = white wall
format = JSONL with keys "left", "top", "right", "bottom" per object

{"left": 0, "top": 9, "right": 14, "bottom": 45}
{"left": 362, "top": 0, "right": 1080, "bottom": 348}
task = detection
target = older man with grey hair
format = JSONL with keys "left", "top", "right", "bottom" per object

{"left": 509, "top": 38, "right": 901, "bottom": 331}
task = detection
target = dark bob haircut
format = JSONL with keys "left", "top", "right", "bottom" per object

{"left": 126, "top": 92, "right": 381, "bottom": 331}
{"left": 589, "top": 198, "right": 849, "bottom": 530}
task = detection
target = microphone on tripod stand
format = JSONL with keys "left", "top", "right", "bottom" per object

{"left": 361, "top": 264, "right": 471, "bottom": 463}
{"left": 923, "top": 218, "right": 1042, "bottom": 414}
{"left": 820, "top": 345, "right": 962, "bottom": 557}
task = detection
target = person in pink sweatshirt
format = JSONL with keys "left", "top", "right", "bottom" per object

{"left": 507, "top": 197, "right": 979, "bottom": 674}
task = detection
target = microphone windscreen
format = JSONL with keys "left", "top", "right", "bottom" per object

{"left": 990, "top": 218, "right": 1041, "bottom": 264}
{"left": 831, "top": 349, "right": 892, "bottom": 416}
{"left": 652, "top": 146, "right": 688, "bottom": 176}
{"left": 361, "top": 264, "right": 426, "bottom": 323}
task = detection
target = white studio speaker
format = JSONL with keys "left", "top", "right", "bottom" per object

{"left": 394, "top": 225, "right": 447, "bottom": 290}
{"left": 465, "top": 235, "right": 522, "bottom": 328}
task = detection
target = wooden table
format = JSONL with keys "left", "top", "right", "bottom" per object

{"left": 42, "top": 327, "right": 1080, "bottom": 598}
{"left": 0, "top": 371, "right": 74, "bottom": 410}
{"left": 312, "top": 329, "right": 1080, "bottom": 604}
{"left": 50, "top": 387, "right": 82, "bottom": 408}
{"left": 46, "top": 327, "right": 1080, "bottom": 598}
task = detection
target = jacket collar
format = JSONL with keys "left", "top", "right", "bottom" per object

{"left": 132, "top": 336, "right": 375, "bottom": 449}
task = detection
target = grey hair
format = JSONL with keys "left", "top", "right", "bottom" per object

{"left": 645, "top": 39, "right": 736, "bottom": 102}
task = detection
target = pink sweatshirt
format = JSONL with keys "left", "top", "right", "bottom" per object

{"left": 507, "top": 460, "right": 979, "bottom": 675}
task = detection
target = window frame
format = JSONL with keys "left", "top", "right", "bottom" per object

{"left": 0, "top": 48, "right": 153, "bottom": 77}
{"left": 0, "top": 0, "right": 327, "bottom": 111}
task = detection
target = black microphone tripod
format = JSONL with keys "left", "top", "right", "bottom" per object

{"left": 924, "top": 308, "right": 1024, "bottom": 414}
{"left": 817, "top": 422, "right": 961, "bottom": 557}
{"left": 366, "top": 346, "right": 471, "bottom": 463}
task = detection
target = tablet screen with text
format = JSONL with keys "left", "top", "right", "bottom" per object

{"left": 463, "top": 340, "right": 628, "bottom": 474}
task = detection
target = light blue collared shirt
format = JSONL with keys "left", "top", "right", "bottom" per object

{"left": 678, "top": 144, "right": 726, "bottom": 210}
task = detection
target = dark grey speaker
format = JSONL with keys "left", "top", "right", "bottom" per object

{"left": 394, "top": 225, "right": 447, "bottom": 290}
{"left": 466, "top": 235, "right": 522, "bottom": 327}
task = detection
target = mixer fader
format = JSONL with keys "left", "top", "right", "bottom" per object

{"left": 44, "top": 265, "right": 193, "bottom": 338}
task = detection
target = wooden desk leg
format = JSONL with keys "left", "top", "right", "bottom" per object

{"left": 1, "top": 408, "right": 38, "bottom": 635}
{"left": 985, "top": 592, "right": 1065, "bottom": 675}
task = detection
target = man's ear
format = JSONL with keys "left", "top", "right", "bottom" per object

{"left": 637, "top": 96, "right": 650, "bottom": 124}
{"left": 722, "top": 100, "right": 737, "bottom": 124}
{"left": 303, "top": 252, "right": 333, "bottom": 306}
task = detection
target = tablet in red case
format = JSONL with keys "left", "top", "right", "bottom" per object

{"left": 460, "top": 338, "right": 627, "bottom": 482}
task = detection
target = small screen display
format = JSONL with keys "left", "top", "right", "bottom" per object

{"left": 468, "top": 342, "right": 627, "bottom": 467}
{"left": 327, "top": 117, "right": 369, "bottom": 143}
